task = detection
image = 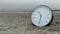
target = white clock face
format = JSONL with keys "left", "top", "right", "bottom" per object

{"left": 31, "top": 5, "right": 52, "bottom": 27}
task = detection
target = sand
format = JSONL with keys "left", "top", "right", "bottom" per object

{"left": 0, "top": 11, "right": 60, "bottom": 34}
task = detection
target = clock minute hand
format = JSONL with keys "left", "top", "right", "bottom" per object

{"left": 37, "top": 12, "right": 42, "bottom": 24}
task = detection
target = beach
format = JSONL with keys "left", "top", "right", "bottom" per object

{"left": 0, "top": 11, "right": 60, "bottom": 34}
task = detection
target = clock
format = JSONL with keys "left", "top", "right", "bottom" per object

{"left": 31, "top": 5, "right": 53, "bottom": 27}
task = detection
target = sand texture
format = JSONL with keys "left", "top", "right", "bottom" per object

{"left": 0, "top": 11, "right": 60, "bottom": 34}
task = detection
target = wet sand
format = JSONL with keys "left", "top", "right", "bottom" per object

{"left": 0, "top": 11, "right": 60, "bottom": 34}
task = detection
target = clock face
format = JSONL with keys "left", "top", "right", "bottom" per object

{"left": 31, "top": 5, "right": 52, "bottom": 27}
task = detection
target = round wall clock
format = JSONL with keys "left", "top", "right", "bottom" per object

{"left": 31, "top": 5, "right": 53, "bottom": 27}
